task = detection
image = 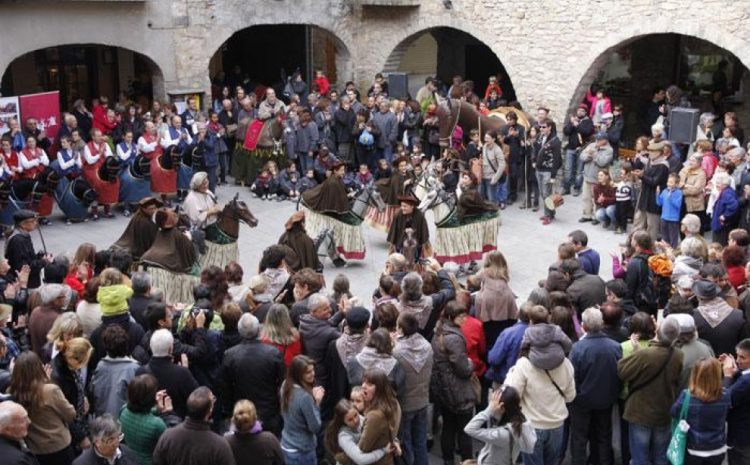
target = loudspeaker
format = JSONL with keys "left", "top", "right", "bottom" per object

{"left": 668, "top": 107, "right": 700, "bottom": 144}
{"left": 388, "top": 73, "right": 409, "bottom": 99}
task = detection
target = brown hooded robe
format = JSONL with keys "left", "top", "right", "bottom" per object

{"left": 278, "top": 224, "right": 322, "bottom": 272}
{"left": 112, "top": 210, "right": 159, "bottom": 260}
{"left": 140, "top": 227, "right": 197, "bottom": 273}
{"left": 301, "top": 175, "right": 350, "bottom": 214}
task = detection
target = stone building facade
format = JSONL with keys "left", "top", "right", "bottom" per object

{"left": 2, "top": 0, "right": 750, "bottom": 121}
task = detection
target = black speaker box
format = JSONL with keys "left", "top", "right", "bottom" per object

{"left": 388, "top": 73, "right": 409, "bottom": 99}
{"left": 668, "top": 107, "right": 700, "bottom": 144}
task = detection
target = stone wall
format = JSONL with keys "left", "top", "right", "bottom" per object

{"left": 2, "top": 0, "right": 750, "bottom": 124}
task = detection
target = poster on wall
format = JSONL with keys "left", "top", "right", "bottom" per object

{"left": 19, "top": 91, "right": 61, "bottom": 144}
{"left": 0, "top": 96, "right": 20, "bottom": 136}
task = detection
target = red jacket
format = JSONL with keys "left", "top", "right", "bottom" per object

{"left": 93, "top": 105, "right": 117, "bottom": 135}
{"left": 484, "top": 83, "right": 503, "bottom": 100}
{"left": 726, "top": 265, "right": 745, "bottom": 292}
{"left": 315, "top": 76, "right": 331, "bottom": 96}
{"left": 262, "top": 336, "right": 302, "bottom": 367}
{"left": 461, "top": 315, "right": 487, "bottom": 377}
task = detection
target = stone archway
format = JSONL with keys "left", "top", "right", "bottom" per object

{"left": 1, "top": 44, "right": 167, "bottom": 110}
{"left": 207, "top": 24, "right": 352, "bottom": 96}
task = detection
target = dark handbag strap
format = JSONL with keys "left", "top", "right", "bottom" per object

{"left": 626, "top": 347, "right": 673, "bottom": 401}
{"left": 545, "top": 369, "right": 566, "bottom": 399}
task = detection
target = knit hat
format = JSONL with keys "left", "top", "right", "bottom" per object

{"left": 692, "top": 279, "right": 718, "bottom": 300}
{"left": 97, "top": 284, "right": 134, "bottom": 317}
{"left": 577, "top": 103, "right": 588, "bottom": 111}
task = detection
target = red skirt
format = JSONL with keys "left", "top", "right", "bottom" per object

{"left": 83, "top": 167, "right": 120, "bottom": 205}
{"left": 149, "top": 157, "right": 177, "bottom": 195}
{"left": 34, "top": 194, "right": 54, "bottom": 216}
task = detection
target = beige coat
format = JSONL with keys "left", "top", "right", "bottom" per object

{"left": 679, "top": 166, "right": 707, "bottom": 212}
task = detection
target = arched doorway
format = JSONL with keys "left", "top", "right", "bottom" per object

{"left": 1, "top": 44, "right": 164, "bottom": 111}
{"left": 209, "top": 24, "right": 350, "bottom": 99}
{"left": 383, "top": 27, "right": 516, "bottom": 103}
{"left": 570, "top": 33, "right": 750, "bottom": 145}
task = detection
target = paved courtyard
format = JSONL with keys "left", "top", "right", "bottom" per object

{"left": 20, "top": 185, "right": 618, "bottom": 303}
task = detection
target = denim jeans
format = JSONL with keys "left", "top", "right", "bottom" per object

{"left": 595, "top": 205, "right": 617, "bottom": 224}
{"left": 480, "top": 179, "right": 497, "bottom": 203}
{"left": 628, "top": 422, "right": 671, "bottom": 465}
{"left": 536, "top": 171, "right": 556, "bottom": 218}
{"left": 298, "top": 152, "right": 313, "bottom": 174}
{"left": 564, "top": 148, "right": 583, "bottom": 192}
{"left": 496, "top": 178, "right": 509, "bottom": 204}
{"left": 399, "top": 407, "right": 429, "bottom": 465}
{"left": 218, "top": 152, "right": 228, "bottom": 182}
{"left": 522, "top": 425, "right": 563, "bottom": 465}
{"left": 282, "top": 449, "right": 317, "bottom": 465}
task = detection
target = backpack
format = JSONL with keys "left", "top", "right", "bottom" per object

{"left": 632, "top": 255, "right": 658, "bottom": 314}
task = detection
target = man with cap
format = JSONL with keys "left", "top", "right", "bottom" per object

{"left": 387, "top": 194, "right": 430, "bottom": 265}
{"left": 4, "top": 209, "right": 52, "bottom": 289}
{"left": 617, "top": 316, "right": 684, "bottom": 465}
{"left": 140, "top": 209, "right": 197, "bottom": 274}
{"left": 0, "top": 401, "right": 38, "bottom": 465}
{"left": 562, "top": 103, "right": 595, "bottom": 196}
{"left": 692, "top": 279, "right": 746, "bottom": 356}
{"left": 111, "top": 197, "right": 163, "bottom": 261}
{"left": 667, "top": 313, "right": 714, "bottom": 389}
{"left": 278, "top": 211, "right": 330, "bottom": 272}
{"left": 322, "top": 306, "right": 370, "bottom": 420}
{"left": 578, "top": 132, "right": 613, "bottom": 223}
{"left": 633, "top": 140, "right": 670, "bottom": 241}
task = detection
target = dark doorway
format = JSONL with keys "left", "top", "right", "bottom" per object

{"left": 465, "top": 43, "right": 516, "bottom": 103}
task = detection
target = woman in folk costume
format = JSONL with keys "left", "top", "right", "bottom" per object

{"left": 301, "top": 161, "right": 366, "bottom": 260}
{"left": 138, "top": 121, "right": 175, "bottom": 206}
{"left": 18, "top": 134, "right": 53, "bottom": 224}
{"left": 83, "top": 128, "right": 119, "bottom": 219}
{"left": 182, "top": 171, "right": 222, "bottom": 231}
{"left": 51, "top": 135, "right": 96, "bottom": 223}
{"left": 367, "top": 155, "right": 412, "bottom": 231}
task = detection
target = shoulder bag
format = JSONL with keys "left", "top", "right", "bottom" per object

{"left": 666, "top": 390, "right": 691, "bottom": 465}
{"left": 625, "top": 347, "right": 674, "bottom": 402}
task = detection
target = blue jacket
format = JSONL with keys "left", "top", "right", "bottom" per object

{"left": 196, "top": 132, "right": 217, "bottom": 168}
{"left": 577, "top": 248, "right": 600, "bottom": 275}
{"left": 724, "top": 371, "right": 750, "bottom": 447}
{"left": 671, "top": 389, "right": 730, "bottom": 452}
{"left": 569, "top": 332, "right": 622, "bottom": 409}
{"left": 656, "top": 187, "right": 683, "bottom": 222}
{"left": 711, "top": 187, "right": 739, "bottom": 232}
{"left": 486, "top": 321, "right": 528, "bottom": 383}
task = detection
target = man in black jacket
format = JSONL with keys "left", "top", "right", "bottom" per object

{"left": 0, "top": 401, "right": 38, "bottom": 465}
{"left": 220, "top": 313, "right": 285, "bottom": 436}
{"left": 562, "top": 105, "right": 595, "bottom": 196}
{"left": 136, "top": 329, "right": 199, "bottom": 420}
{"left": 334, "top": 96, "right": 356, "bottom": 168}
{"left": 5, "top": 210, "right": 52, "bottom": 289}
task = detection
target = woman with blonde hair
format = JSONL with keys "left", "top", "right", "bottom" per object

{"left": 261, "top": 303, "right": 302, "bottom": 366}
{"left": 475, "top": 251, "right": 518, "bottom": 350}
{"left": 670, "top": 357, "right": 730, "bottom": 465}
{"left": 51, "top": 336, "right": 94, "bottom": 453}
{"left": 43, "top": 311, "right": 83, "bottom": 363}
{"left": 225, "top": 399, "right": 283, "bottom": 465}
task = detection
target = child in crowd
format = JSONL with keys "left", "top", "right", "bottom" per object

{"left": 411, "top": 143, "right": 426, "bottom": 163}
{"left": 708, "top": 242, "right": 724, "bottom": 264}
{"left": 520, "top": 305, "right": 572, "bottom": 370}
{"left": 614, "top": 162, "right": 634, "bottom": 235}
{"left": 251, "top": 162, "right": 278, "bottom": 200}
{"left": 349, "top": 386, "right": 365, "bottom": 415}
{"left": 374, "top": 159, "right": 391, "bottom": 180}
{"left": 324, "top": 399, "right": 392, "bottom": 465}
{"left": 298, "top": 168, "right": 318, "bottom": 194}
{"left": 592, "top": 169, "right": 616, "bottom": 228}
{"left": 278, "top": 161, "right": 300, "bottom": 201}
{"left": 656, "top": 173, "right": 683, "bottom": 248}
{"left": 355, "top": 164, "right": 373, "bottom": 188}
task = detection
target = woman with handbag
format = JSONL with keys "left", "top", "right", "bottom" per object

{"left": 431, "top": 301, "right": 476, "bottom": 465}
{"left": 669, "top": 358, "right": 730, "bottom": 465}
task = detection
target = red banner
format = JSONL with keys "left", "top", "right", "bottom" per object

{"left": 19, "top": 91, "right": 61, "bottom": 146}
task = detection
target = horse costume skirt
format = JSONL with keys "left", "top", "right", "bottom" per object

{"left": 119, "top": 168, "right": 152, "bottom": 203}
{"left": 177, "top": 164, "right": 192, "bottom": 191}
{"left": 433, "top": 214, "right": 501, "bottom": 265}
{"left": 198, "top": 241, "right": 238, "bottom": 270}
{"left": 33, "top": 194, "right": 54, "bottom": 217}
{"left": 84, "top": 170, "right": 120, "bottom": 205}
{"left": 302, "top": 207, "right": 366, "bottom": 260}
{"left": 141, "top": 265, "right": 199, "bottom": 305}
{"left": 364, "top": 205, "right": 399, "bottom": 232}
{"left": 54, "top": 177, "right": 90, "bottom": 221}
{"left": 149, "top": 159, "right": 177, "bottom": 195}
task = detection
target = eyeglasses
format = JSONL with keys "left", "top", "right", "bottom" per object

{"left": 102, "top": 433, "right": 124, "bottom": 444}
{"left": 539, "top": 126, "right": 548, "bottom": 129}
